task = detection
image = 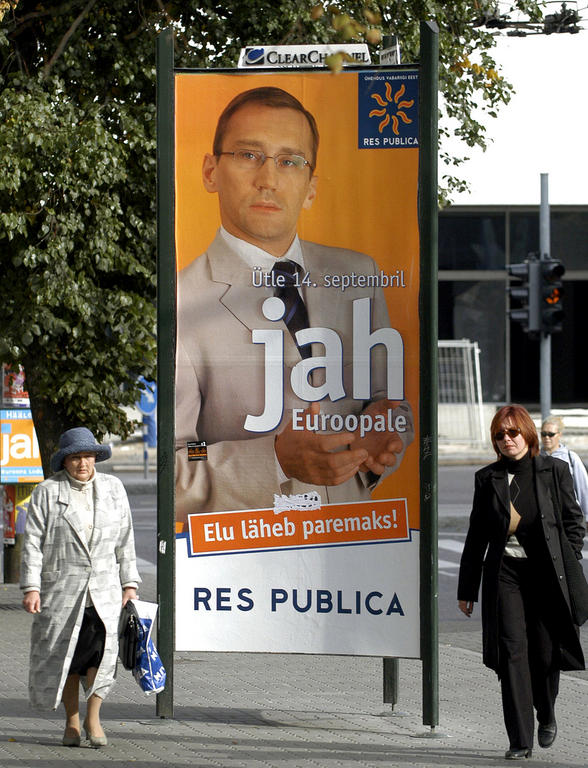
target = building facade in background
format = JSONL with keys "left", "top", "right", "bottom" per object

{"left": 439, "top": 205, "right": 588, "bottom": 406}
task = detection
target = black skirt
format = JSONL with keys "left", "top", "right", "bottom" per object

{"left": 69, "top": 606, "right": 106, "bottom": 676}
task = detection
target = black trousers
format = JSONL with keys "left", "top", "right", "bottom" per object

{"left": 497, "top": 556, "right": 560, "bottom": 750}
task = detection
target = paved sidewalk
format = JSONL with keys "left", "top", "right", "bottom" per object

{"left": 2, "top": 425, "right": 587, "bottom": 766}
{"left": 1, "top": 575, "right": 587, "bottom": 767}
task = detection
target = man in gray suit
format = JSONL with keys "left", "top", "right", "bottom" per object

{"left": 175, "top": 86, "right": 413, "bottom": 523}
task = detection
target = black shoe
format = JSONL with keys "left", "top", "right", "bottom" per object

{"left": 538, "top": 721, "right": 557, "bottom": 748}
{"left": 505, "top": 748, "right": 532, "bottom": 760}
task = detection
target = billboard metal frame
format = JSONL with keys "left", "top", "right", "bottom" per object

{"left": 155, "top": 22, "right": 438, "bottom": 724}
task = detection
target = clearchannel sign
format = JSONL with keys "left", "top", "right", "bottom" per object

{"left": 238, "top": 44, "right": 371, "bottom": 69}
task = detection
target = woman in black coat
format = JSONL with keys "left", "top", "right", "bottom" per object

{"left": 458, "top": 404, "right": 586, "bottom": 760}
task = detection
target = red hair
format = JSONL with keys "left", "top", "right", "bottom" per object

{"left": 490, "top": 404, "right": 539, "bottom": 458}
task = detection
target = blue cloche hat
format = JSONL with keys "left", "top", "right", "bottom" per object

{"left": 50, "top": 427, "right": 112, "bottom": 473}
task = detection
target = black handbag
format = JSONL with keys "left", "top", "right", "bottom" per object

{"left": 118, "top": 600, "right": 141, "bottom": 670}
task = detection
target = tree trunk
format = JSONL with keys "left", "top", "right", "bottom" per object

{"left": 23, "top": 360, "right": 69, "bottom": 479}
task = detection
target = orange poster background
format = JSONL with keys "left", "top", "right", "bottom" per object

{"left": 174, "top": 69, "right": 420, "bottom": 530}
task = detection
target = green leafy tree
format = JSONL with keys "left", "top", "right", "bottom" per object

{"left": 0, "top": 0, "right": 545, "bottom": 473}
{"left": 0, "top": 1, "right": 159, "bottom": 474}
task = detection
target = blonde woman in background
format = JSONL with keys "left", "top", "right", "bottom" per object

{"left": 541, "top": 415, "right": 588, "bottom": 522}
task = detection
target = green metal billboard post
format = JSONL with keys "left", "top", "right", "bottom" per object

{"left": 156, "top": 26, "right": 176, "bottom": 719}
{"left": 418, "top": 19, "right": 439, "bottom": 730}
{"left": 378, "top": 20, "right": 440, "bottom": 729}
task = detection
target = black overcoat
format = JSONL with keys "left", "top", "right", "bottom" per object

{"left": 457, "top": 454, "right": 587, "bottom": 673}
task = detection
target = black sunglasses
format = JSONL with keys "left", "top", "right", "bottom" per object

{"left": 494, "top": 428, "right": 521, "bottom": 441}
{"left": 541, "top": 431, "right": 559, "bottom": 438}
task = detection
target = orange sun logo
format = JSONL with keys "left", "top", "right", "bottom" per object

{"left": 369, "top": 82, "right": 414, "bottom": 135}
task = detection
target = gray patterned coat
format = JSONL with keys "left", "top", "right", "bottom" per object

{"left": 20, "top": 470, "right": 141, "bottom": 710}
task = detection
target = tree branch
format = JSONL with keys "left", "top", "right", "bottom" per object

{"left": 153, "top": 0, "right": 192, "bottom": 52}
{"left": 5, "top": 0, "right": 83, "bottom": 34}
{"left": 0, "top": 1, "right": 20, "bottom": 26}
{"left": 41, "top": 0, "right": 98, "bottom": 81}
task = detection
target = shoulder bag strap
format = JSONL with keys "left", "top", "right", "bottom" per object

{"left": 567, "top": 448, "right": 577, "bottom": 479}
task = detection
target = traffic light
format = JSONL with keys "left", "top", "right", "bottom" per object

{"left": 508, "top": 257, "right": 541, "bottom": 334}
{"left": 540, "top": 259, "right": 565, "bottom": 334}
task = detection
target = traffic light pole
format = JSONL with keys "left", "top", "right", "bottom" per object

{"left": 508, "top": 175, "right": 563, "bottom": 412}
{"left": 539, "top": 173, "right": 551, "bottom": 422}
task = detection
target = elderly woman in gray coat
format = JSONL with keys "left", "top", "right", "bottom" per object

{"left": 21, "top": 427, "right": 141, "bottom": 748}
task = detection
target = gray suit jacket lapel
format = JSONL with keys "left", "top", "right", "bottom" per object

{"left": 208, "top": 232, "right": 304, "bottom": 368}
{"left": 300, "top": 240, "right": 345, "bottom": 329}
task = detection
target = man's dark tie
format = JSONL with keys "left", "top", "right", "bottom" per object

{"left": 272, "top": 260, "right": 311, "bottom": 359}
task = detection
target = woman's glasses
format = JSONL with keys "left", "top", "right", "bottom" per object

{"left": 541, "top": 431, "right": 559, "bottom": 438}
{"left": 494, "top": 427, "right": 521, "bottom": 441}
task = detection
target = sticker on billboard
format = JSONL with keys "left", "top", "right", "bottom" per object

{"left": 2, "top": 364, "right": 30, "bottom": 407}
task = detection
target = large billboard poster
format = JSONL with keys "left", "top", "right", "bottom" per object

{"left": 174, "top": 68, "right": 420, "bottom": 656}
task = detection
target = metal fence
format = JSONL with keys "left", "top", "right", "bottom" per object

{"left": 438, "top": 340, "right": 486, "bottom": 445}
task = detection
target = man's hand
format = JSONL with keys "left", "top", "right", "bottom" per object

{"left": 351, "top": 399, "right": 407, "bottom": 475}
{"left": 23, "top": 590, "right": 41, "bottom": 614}
{"left": 275, "top": 402, "right": 368, "bottom": 486}
{"left": 458, "top": 600, "right": 474, "bottom": 617}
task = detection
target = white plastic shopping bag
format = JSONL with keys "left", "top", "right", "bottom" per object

{"left": 130, "top": 599, "right": 166, "bottom": 695}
